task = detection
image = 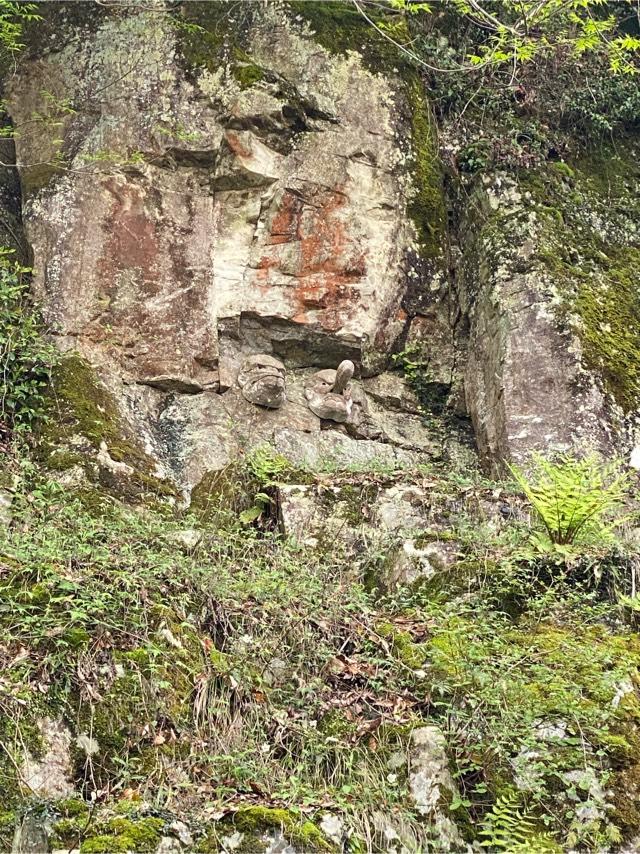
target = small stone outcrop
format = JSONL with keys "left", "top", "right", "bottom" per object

{"left": 408, "top": 726, "right": 468, "bottom": 852}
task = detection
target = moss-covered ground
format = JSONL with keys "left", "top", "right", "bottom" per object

{"left": 1, "top": 445, "right": 640, "bottom": 851}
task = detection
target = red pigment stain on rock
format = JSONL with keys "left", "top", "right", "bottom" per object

{"left": 100, "top": 178, "right": 160, "bottom": 296}
{"left": 225, "top": 130, "right": 253, "bottom": 160}
{"left": 260, "top": 187, "right": 367, "bottom": 330}
{"left": 267, "top": 191, "right": 303, "bottom": 245}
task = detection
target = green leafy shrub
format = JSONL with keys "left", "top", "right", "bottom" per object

{"left": 396, "top": 0, "right": 640, "bottom": 170}
{"left": 0, "top": 1, "right": 40, "bottom": 64}
{"left": 0, "top": 249, "right": 59, "bottom": 435}
{"left": 509, "top": 453, "right": 630, "bottom": 548}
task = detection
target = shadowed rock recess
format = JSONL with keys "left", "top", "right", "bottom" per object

{"left": 1, "top": 1, "right": 640, "bottom": 852}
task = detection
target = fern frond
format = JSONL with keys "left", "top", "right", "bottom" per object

{"left": 480, "top": 791, "right": 558, "bottom": 852}
{"left": 509, "top": 454, "right": 629, "bottom": 547}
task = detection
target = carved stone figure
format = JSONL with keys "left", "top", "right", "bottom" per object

{"left": 237, "top": 354, "right": 286, "bottom": 409}
{"left": 304, "top": 360, "right": 355, "bottom": 422}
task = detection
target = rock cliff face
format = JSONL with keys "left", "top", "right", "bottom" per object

{"left": 2, "top": 4, "right": 640, "bottom": 852}
{"left": 456, "top": 151, "right": 640, "bottom": 473}
{"left": 6, "top": 2, "right": 445, "bottom": 494}
{"left": 3, "top": 0, "right": 640, "bottom": 490}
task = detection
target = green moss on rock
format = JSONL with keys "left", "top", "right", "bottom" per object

{"left": 189, "top": 463, "right": 256, "bottom": 521}
{"left": 173, "top": 2, "right": 231, "bottom": 73}
{"left": 0, "top": 811, "right": 16, "bottom": 852}
{"left": 74, "top": 612, "right": 205, "bottom": 792}
{"left": 52, "top": 816, "right": 89, "bottom": 849}
{"left": 80, "top": 816, "right": 165, "bottom": 853}
{"left": 406, "top": 76, "right": 446, "bottom": 258}
{"left": 0, "top": 703, "right": 46, "bottom": 811}
{"left": 55, "top": 796, "right": 91, "bottom": 818}
{"left": 20, "top": 161, "right": 68, "bottom": 198}
{"left": 571, "top": 247, "right": 640, "bottom": 412}
{"left": 377, "top": 621, "right": 428, "bottom": 669}
{"left": 197, "top": 807, "right": 332, "bottom": 853}
{"left": 288, "top": 0, "right": 402, "bottom": 72}
{"left": 520, "top": 139, "right": 640, "bottom": 413}
{"left": 231, "top": 807, "right": 332, "bottom": 852}
{"left": 611, "top": 762, "right": 640, "bottom": 834}
{"left": 39, "top": 355, "right": 176, "bottom": 501}
{"left": 232, "top": 48, "right": 264, "bottom": 89}
{"left": 175, "top": 2, "right": 264, "bottom": 89}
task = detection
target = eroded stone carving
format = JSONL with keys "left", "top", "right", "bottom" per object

{"left": 304, "top": 360, "right": 355, "bottom": 422}
{"left": 237, "top": 354, "right": 286, "bottom": 409}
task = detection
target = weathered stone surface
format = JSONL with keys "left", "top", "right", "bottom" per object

{"left": 0, "top": 488, "right": 13, "bottom": 528}
{"left": 166, "top": 528, "right": 202, "bottom": 552}
{"left": 408, "top": 726, "right": 468, "bottom": 852}
{"left": 385, "top": 538, "right": 458, "bottom": 588}
{"left": 365, "top": 400, "right": 438, "bottom": 454}
{"left": 304, "top": 360, "right": 355, "bottom": 422}
{"left": 153, "top": 364, "right": 439, "bottom": 490}
{"left": 6, "top": 3, "right": 423, "bottom": 490}
{"left": 0, "top": 138, "right": 25, "bottom": 261}
{"left": 374, "top": 484, "right": 430, "bottom": 531}
{"left": 6, "top": 0, "right": 638, "bottom": 491}
{"left": 19, "top": 718, "right": 74, "bottom": 799}
{"left": 278, "top": 475, "right": 522, "bottom": 571}
{"left": 278, "top": 483, "right": 364, "bottom": 548}
{"left": 238, "top": 354, "right": 286, "bottom": 409}
{"left": 139, "top": 375, "right": 208, "bottom": 394}
{"left": 458, "top": 160, "right": 640, "bottom": 472}
{"left": 11, "top": 813, "right": 51, "bottom": 854}
{"left": 362, "top": 372, "right": 423, "bottom": 415}
{"left": 274, "top": 428, "right": 420, "bottom": 472}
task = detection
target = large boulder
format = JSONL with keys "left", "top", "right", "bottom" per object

{"left": 457, "top": 148, "right": 640, "bottom": 473}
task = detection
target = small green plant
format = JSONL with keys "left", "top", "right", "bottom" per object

{"left": 0, "top": 1, "right": 40, "bottom": 62}
{"left": 246, "top": 444, "right": 292, "bottom": 485}
{"left": 509, "top": 453, "right": 630, "bottom": 548}
{"left": 479, "top": 791, "right": 556, "bottom": 851}
{"left": 0, "top": 249, "right": 59, "bottom": 435}
{"left": 240, "top": 445, "right": 294, "bottom": 524}
{"left": 392, "top": 344, "right": 426, "bottom": 387}
{"left": 392, "top": 344, "right": 452, "bottom": 414}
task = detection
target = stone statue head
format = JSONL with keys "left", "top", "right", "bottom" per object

{"left": 304, "top": 359, "right": 355, "bottom": 422}
{"left": 237, "top": 354, "right": 286, "bottom": 409}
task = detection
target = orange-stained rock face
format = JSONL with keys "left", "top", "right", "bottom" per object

{"left": 253, "top": 186, "right": 366, "bottom": 332}
{"left": 23, "top": 164, "right": 219, "bottom": 388}
{"left": 6, "top": 4, "right": 429, "bottom": 486}
{"left": 101, "top": 179, "right": 160, "bottom": 289}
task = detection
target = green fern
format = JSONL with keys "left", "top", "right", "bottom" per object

{"left": 509, "top": 453, "right": 629, "bottom": 547}
{"left": 240, "top": 445, "right": 293, "bottom": 524}
{"left": 247, "top": 444, "right": 292, "bottom": 486}
{"left": 480, "top": 791, "right": 557, "bottom": 852}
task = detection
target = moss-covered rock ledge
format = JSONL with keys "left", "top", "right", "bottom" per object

{"left": 37, "top": 356, "right": 177, "bottom": 504}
